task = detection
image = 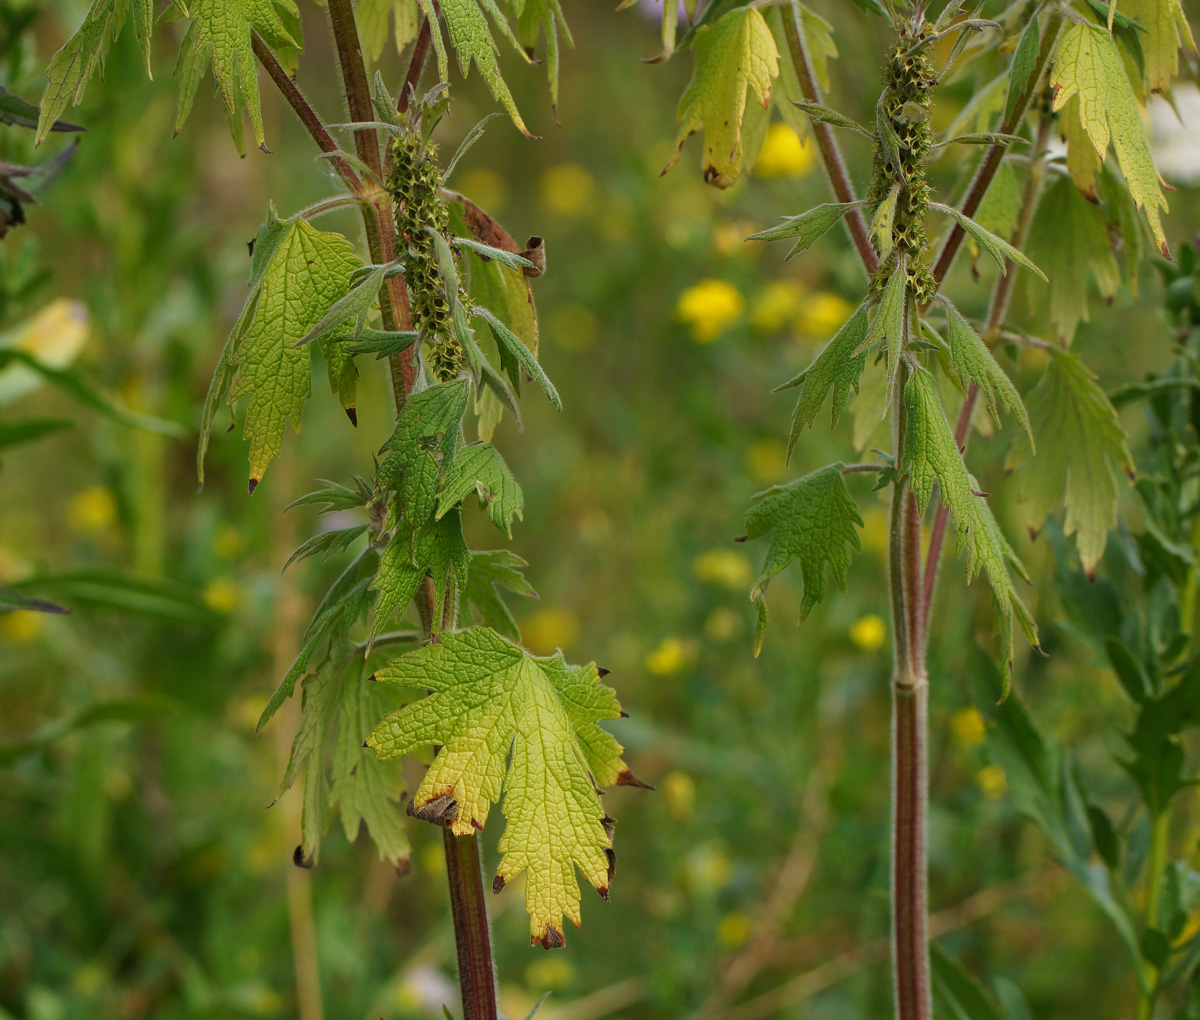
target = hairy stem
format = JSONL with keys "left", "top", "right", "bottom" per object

{"left": 781, "top": 1, "right": 878, "bottom": 276}
{"left": 930, "top": 10, "right": 1063, "bottom": 286}
{"left": 444, "top": 829, "right": 500, "bottom": 1020}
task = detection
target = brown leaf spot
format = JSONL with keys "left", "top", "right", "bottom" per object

{"left": 492, "top": 874, "right": 506, "bottom": 894}
{"left": 616, "top": 769, "right": 654, "bottom": 790}
{"left": 293, "top": 845, "right": 314, "bottom": 869}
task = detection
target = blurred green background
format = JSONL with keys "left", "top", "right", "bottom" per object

{"left": 2, "top": 1, "right": 1199, "bottom": 1017}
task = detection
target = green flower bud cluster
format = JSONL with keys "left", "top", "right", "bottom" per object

{"left": 388, "top": 133, "right": 464, "bottom": 381}
{"left": 868, "top": 21, "right": 937, "bottom": 304}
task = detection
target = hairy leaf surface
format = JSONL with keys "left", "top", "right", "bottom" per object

{"left": 369, "top": 626, "right": 635, "bottom": 946}
{"left": 744, "top": 464, "right": 863, "bottom": 623}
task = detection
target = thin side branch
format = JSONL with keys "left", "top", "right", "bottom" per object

{"left": 399, "top": 17, "right": 434, "bottom": 114}
{"left": 781, "top": 2, "right": 878, "bottom": 276}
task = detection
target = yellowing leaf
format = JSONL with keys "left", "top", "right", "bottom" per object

{"left": 1007, "top": 345, "right": 1134, "bottom": 576}
{"left": 221, "top": 211, "right": 360, "bottom": 488}
{"left": 357, "top": 0, "right": 419, "bottom": 61}
{"left": 1051, "top": 22, "right": 1170, "bottom": 256}
{"left": 509, "top": 0, "right": 573, "bottom": 111}
{"left": 1120, "top": 0, "right": 1196, "bottom": 92}
{"left": 664, "top": 7, "right": 779, "bottom": 188}
{"left": 744, "top": 463, "right": 863, "bottom": 624}
{"left": 369, "top": 627, "right": 640, "bottom": 947}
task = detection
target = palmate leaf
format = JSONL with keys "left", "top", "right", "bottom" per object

{"left": 903, "top": 369, "right": 1038, "bottom": 685}
{"left": 663, "top": 6, "right": 779, "bottom": 188}
{"left": 744, "top": 464, "right": 863, "bottom": 627}
{"left": 1051, "top": 21, "right": 1171, "bottom": 257}
{"left": 368, "top": 626, "right": 643, "bottom": 947}
{"left": 357, "top": 0, "right": 420, "bottom": 62}
{"left": 1007, "top": 345, "right": 1134, "bottom": 577}
{"left": 208, "top": 209, "right": 360, "bottom": 490}
{"left": 508, "top": 0, "right": 573, "bottom": 111}
{"left": 1023, "top": 174, "right": 1120, "bottom": 341}
{"left": 777, "top": 302, "right": 869, "bottom": 458}
{"left": 35, "top": 0, "right": 115, "bottom": 145}
{"left": 462, "top": 548, "right": 536, "bottom": 642}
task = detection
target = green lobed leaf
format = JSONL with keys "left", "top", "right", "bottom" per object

{"left": 744, "top": 463, "right": 863, "bottom": 625}
{"left": 508, "top": 0, "right": 573, "bottom": 111}
{"left": 371, "top": 510, "right": 470, "bottom": 639}
{"left": 664, "top": 7, "right": 779, "bottom": 188}
{"left": 368, "top": 626, "right": 638, "bottom": 947}
{"left": 472, "top": 304, "right": 560, "bottom": 410}
{"left": 747, "top": 202, "right": 862, "bottom": 261}
{"left": 859, "top": 259, "right": 907, "bottom": 414}
{"left": 222, "top": 214, "right": 360, "bottom": 489}
{"left": 903, "top": 369, "right": 1038, "bottom": 683}
{"left": 1023, "top": 174, "right": 1120, "bottom": 341}
{"left": 357, "top": 0, "right": 419, "bottom": 62}
{"left": 939, "top": 297, "right": 1031, "bottom": 442}
{"left": 933, "top": 203, "right": 1047, "bottom": 280}
{"left": 1003, "top": 13, "right": 1040, "bottom": 125}
{"left": 435, "top": 442, "right": 524, "bottom": 536}
{"left": 778, "top": 302, "right": 869, "bottom": 458}
{"left": 35, "top": 0, "right": 114, "bottom": 146}
{"left": 461, "top": 548, "right": 536, "bottom": 642}
{"left": 1007, "top": 345, "right": 1133, "bottom": 576}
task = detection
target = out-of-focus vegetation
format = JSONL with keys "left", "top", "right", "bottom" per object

{"left": 1, "top": 0, "right": 1199, "bottom": 1017}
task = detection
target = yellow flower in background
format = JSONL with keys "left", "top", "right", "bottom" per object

{"left": 951, "top": 707, "right": 987, "bottom": 750}
{"left": 212, "top": 524, "right": 243, "bottom": 560}
{"left": 682, "top": 843, "right": 733, "bottom": 891}
{"left": 712, "top": 219, "right": 761, "bottom": 259}
{"left": 0, "top": 298, "right": 89, "bottom": 406}
{"left": 976, "top": 764, "right": 1007, "bottom": 799}
{"left": 646, "top": 636, "right": 689, "bottom": 675}
{"left": 676, "top": 279, "right": 744, "bottom": 343}
{"left": 526, "top": 954, "right": 575, "bottom": 990}
{"left": 67, "top": 485, "right": 117, "bottom": 536}
{"left": 663, "top": 770, "right": 696, "bottom": 822}
{"left": 457, "top": 166, "right": 508, "bottom": 213}
{"left": 522, "top": 607, "right": 580, "bottom": 655}
{"left": 693, "top": 548, "right": 752, "bottom": 589}
{"left": 705, "top": 606, "right": 742, "bottom": 642}
{"left": 744, "top": 437, "right": 787, "bottom": 484}
{"left": 718, "top": 911, "right": 753, "bottom": 949}
{"left": 550, "top": 303, "right": 598, "bottom": 353}
{"left": 858, "top": 506, "right": 889, "bottom": 557}
{"left": 0, "top": 610, "right": 43, "bottom": 643}
{"left": 751, "top": 279, "right": 805, "bottom": 333}
{"left": 540, "top": 162, "right": 595, "bottom": 217}
{"left": 755, "top": 123, "right": 816, "bottom": 178}
{"left": 850, "top": 614, "right": 886, "bottom": 651}
{"left": 203, "top": 576, "right": 240, "bottom": 614}
{"left": 799, "top": 292, "right": 855, "bottom": 337}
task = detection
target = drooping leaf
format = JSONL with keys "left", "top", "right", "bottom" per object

{"left": 1051, "top": 21, "right": 1171, "bottom": 257}
{"left": 744, "top": 464, "right": 863, "bottom": 625}
{"left": 462, "top": 548, "right": 536, "bottom": 642}
{"left": 35, "top": 0, "right": 115, "bottom": 145}
{"left": 939, "top": 298, "right": 1031, "bottom": 442}
{"left": 663, "top": 7, "right": 779, "bottom": 188}
{"left": 777, "top": 302, "right": 869, "bottom": 457}
{"left": 508, "top": 0, "right": 573, "bottom": 111}
{"left": 357, "top": 0, "right": 420, "bottom": 62}
{"left": 184, "top": 0, "right": 302, "bottom": 149}
{"left": 283, "top": 524, "right": 370, "bottom": 572}
{"left": 1023, "top": 173, "right": 1120, "bottom": 341}
{"left": 747, "top": 202, "right": 862, "bottom": 261}
{"left": 903, "top": 369, "right": 1038, "bottom": 682}
{"left": 419, "top": 0, "right": 532, "bottom": 137}
{"left": 1119, "top": 0, "right": 1195, "bottom": 92}
{"left": 369, "top": 626, "right": 638, "bottom": 947}
{"left": 859, "top": 259, "right": 907, "bottom": 413}
{"left": 1007, "top": 345, "right": 1134, "bottom": 576}
{"left": 219, "top": 212, "right": 360, "bottom": 489}
{"left": 472, "top": 305, "right": 560, "bottom": 410}
{"left": 436, "top": 442, "right": 524, "bottom": 536}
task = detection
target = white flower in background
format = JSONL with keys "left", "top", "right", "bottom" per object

{"left": 0, "top": 298, "right": 89, "bottom": 406}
